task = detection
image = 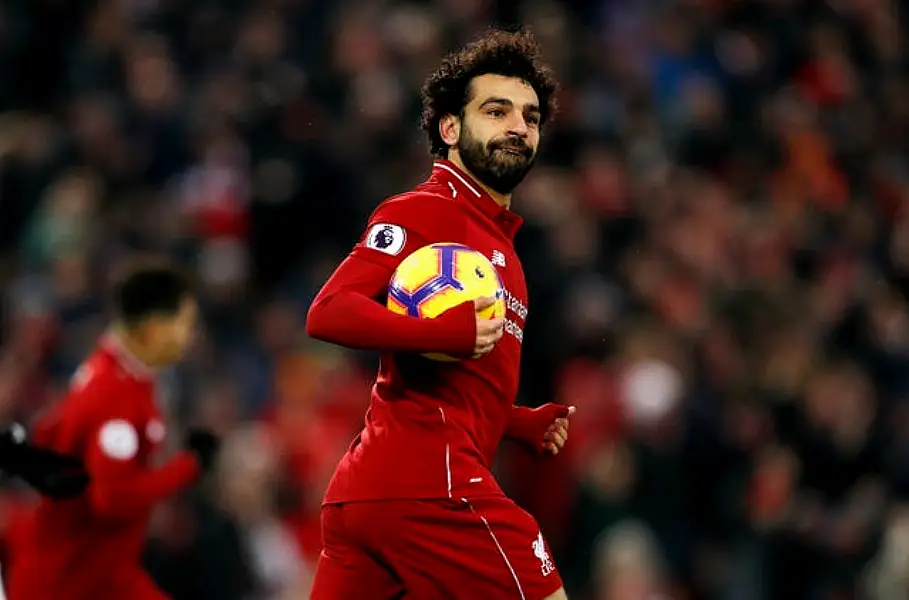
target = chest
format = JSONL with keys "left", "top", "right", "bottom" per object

{"left": 62, "top": 379, "right": 169, "bottom": 464}
{"left": 459, "top": 221, "right": 528, "bottom": 347}
{"left": 119, "top": 382, "right": 168, "bottom": 461}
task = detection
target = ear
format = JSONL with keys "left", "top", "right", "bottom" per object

{"left": 439, "top": 114, "right": 460, "bottom": 148}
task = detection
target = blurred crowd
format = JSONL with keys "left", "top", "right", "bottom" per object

{"left": 1, "top": 0, "right": 909, "bottom": 598}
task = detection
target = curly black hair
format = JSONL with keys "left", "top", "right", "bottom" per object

{"left": 420, "top": 28, "right": 559, "bottom": 158}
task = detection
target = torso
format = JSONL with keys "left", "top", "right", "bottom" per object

{"left": 13, "top": 340, "right": 168, "bottom": 596}
{"left": 325, "top": 161, "right": 531, "bottom": 503}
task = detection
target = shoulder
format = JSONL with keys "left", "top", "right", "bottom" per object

{"left": 68, "top": 350, "right": 120, "bottom": 401}
{"left": 66, "top": 350, "right": 148, "bottom": 423}
{"left": 371, "top": 187, "right": 462, "bottom": 220}
{"left": 71, "top": 358, "right": 147, "bottom": 461}
{"left": 366, "top": 188, "right": 465, "bottom": 239}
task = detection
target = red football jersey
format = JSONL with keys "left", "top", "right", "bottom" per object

{"left": 310, "top": 160, "right": 529, "bottom": 502}
{"left": 5, "top": 335, "right": 199, "bottom": 600}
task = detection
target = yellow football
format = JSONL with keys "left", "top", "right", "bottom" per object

{"left": 387, "top": 243, "right": 505, "bottom": 361}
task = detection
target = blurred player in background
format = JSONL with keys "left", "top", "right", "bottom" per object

{"left": 2, "top": 260, "right": 220, "bottom": 600}
{"left": 307, "top": 29, "right": 573, "bottom": 600}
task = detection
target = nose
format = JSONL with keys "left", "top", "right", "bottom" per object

{"left": 507, "top": 114, "right": 529, "bottom": 137}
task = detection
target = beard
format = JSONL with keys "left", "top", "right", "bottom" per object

{"left": 456, "top": 125, "right": 536, "bottom": 195}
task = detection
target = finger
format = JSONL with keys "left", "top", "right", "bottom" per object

{"left": 474, "top": 296, "right": 495, "bottom": 312}
{"left": 475, "top": 343, "right": 495, "bottom": 356}
{"left": 543, "top": 441, "right": 559, "bottom": 455}
{"left": 476, "top": 327, "right": 501, "bottom": 340}
{"left": 550, "top": 404, "right": 571, "bottom": 419}
{"left": 479, "top": 317, "right": 505, "bottom": 332}
{"left": 477, "top": 337, "right": 499, "bottom": 350}
{"left": 553, "top": 418, "right": 569, "bottom": 429}
{"left": 548, "top": 426, "right": 567, "bottom": 442}
{"left": 545, "top": 431, "right": 566, "bottom": 447}
{"left": 480, "top": 330, "right": 504, "bottom": 345}
{"left": 546, "top": 423, "right": 568, "bottom": 438}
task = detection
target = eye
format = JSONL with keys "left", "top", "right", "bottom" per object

{"left": 487, "top": 108, "right": 505, "bottom": 118}
{"left": 526, "top": 114, "right": 541, "bottom": 126}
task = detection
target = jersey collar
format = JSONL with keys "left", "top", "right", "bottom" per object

{"left": 101, "top": 332, "right": 155, "bottom": 380}
{"left": 430, "top": 160, "right": 523, "bottom": 239}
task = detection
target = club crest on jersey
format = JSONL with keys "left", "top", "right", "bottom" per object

{"left": 365, "top": 223, "right": 406, "bottom": 256}
{"left": 532, "top": 532, "right": 555, "bottom": 577}
{"left": 99, "top": 419, "right": 139, "bottom": 461}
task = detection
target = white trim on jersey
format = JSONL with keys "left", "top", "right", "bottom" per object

{"left": 433, "top": 162, "right": 482, "bottom": 198}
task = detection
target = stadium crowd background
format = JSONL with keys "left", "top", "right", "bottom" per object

{"left": 0, "top": 0, "right": 908, "bottom": 598}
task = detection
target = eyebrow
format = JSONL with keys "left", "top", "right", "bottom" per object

{"left": 478, "top": 97, "right": 541, "bottom": 114}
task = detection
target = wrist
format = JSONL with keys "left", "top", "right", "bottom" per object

{"left": 431, "top": 301, "right": 477, "bottom": 357}
{"left": 504, "top": 406, "right": 535, "bottom": 439}
{"left": 504, "top": 405, "right": 546, "bottom": 454}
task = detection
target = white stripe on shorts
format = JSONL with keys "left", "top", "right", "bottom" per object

{"left": 461, "top": 497, "right": 527, "bottom": 600}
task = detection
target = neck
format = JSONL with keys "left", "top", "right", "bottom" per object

{"left": 447, "top": 153, "right": 512, "bottom": 209}
{"left": 111, "top": 325, "right": 158, "bottom": 369}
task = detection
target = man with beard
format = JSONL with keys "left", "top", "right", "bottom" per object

{"left": 306, "top": 29, "right": 574, "bottom": 600}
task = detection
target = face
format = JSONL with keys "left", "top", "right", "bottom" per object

{"left": 445, "top": 74, "right": 542, "bottom": 194}
{"left": 142, "top": 297, "right": 199, "bottom": 366}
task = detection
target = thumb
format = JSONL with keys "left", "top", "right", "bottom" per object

{"left": 540, "top": 403, "right": 572, "bottom": 419}
{"left": 473, "top": 296, "right": 495, "bottom": 312}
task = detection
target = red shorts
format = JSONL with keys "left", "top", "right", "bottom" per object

{"left": 310, "top": 496, "right": 563, "bottom": 600}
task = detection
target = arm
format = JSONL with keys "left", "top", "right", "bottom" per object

{"left": 307, "top": 254, "right": 476, "bottom": 355}
{"left": 85, "top": 419, "right": 199, "bottom": 520}
{"left": 504, "top": 406, "right": 543, "bottom": 445}
{"left": 0, "top": 425, "right": 89, "bottom": 499}
{"left": 306, "top": 200, "right": 476, "bottom": 356}
{"left": 504, "top": 404, "right": 573, "bottom": 454}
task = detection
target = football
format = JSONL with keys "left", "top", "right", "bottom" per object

{"left": 387, "top": 243, "right": 505, "bottom": 361}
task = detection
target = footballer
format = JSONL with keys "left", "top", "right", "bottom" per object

{"left": 307, "top": 29, "right": 574, "bottom": 600}
{"left": 2, "top": 260, "right": 220, "bottom": 600}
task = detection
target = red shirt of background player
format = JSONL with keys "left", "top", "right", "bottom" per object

{"left": 308, "top": 159, "right": 558, "bottom": 503}
{"left": 3, "top": 336, "right": 200, "bottom": 600}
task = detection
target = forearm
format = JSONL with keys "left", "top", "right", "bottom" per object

{"left": 89, "top": 452, "right": 198, "bottom": 519}
{"left": 306, "top": 254, "right": 476, "bottom": 356}
{"left": 308, "top": 289, "right": 475, "bottom": 355}
{"left": 504, "top": 405, "right": 535, "bottom": 439}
